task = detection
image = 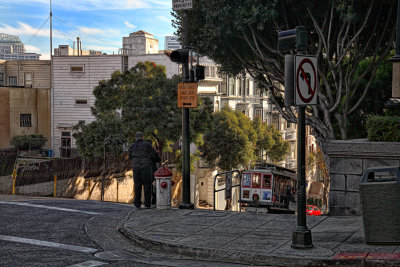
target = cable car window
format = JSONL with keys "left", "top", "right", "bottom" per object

{"left": 252, "top": 173, "right": 261, "bottom": 188}
{"left": 242, "top": 190, "right": 250, "bottom": 198}
{"left": 263, "top": 174, "right": 272, "bottom": 189}
{"left": 242, "top": 173, "right": 251, "bottom": 187}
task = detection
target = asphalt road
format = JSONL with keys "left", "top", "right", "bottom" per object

{"left": 0, "top": 195, "right": 253, "bottom": 267}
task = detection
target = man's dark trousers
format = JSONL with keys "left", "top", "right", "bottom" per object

{"left": 133, "top": 166, "right": 153, "bottom": 208}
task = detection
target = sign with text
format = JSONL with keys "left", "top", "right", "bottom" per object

{"left": 172, "top": 0, "right": 193, "bottom": 11}
{"left": 178, "top": 82, "right": 197, "bottom": 108}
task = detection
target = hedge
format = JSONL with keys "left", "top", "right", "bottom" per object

{"left": 366, "top": 116, "right": 400, "bottom": 142}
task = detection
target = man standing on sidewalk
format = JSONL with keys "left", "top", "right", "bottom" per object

{"left": 129, "top": 132, "right": 161, "bottom": 208}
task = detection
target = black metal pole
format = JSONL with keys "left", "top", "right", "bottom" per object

{"left": 292, "top": 27, "right": 313, "bottom": 249}
{"left": 179, "top": 11, "right": 194, "bottom": 209}
{"left": 292, "top": 106, "right": 312, "bottom": 248}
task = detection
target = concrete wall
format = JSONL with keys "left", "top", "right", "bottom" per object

{"left": 323, "top": 139, "right": 400, "bottom": 216}
{"left": 0, "top": 88, "right": 10, "bottom": 148}
{"left": 15, "top": 172, "right": 135, "bottom": 204}
{"left": 0, "top": 175, "right": 12, "bottom": 194}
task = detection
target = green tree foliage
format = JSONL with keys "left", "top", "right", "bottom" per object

{"left": 173, "top": 0, "right": 396, "bottom": 141}
{"left": 73, "top": 112, "right": 125, "bottom": 159}
{"left": 345, "top": 53, "right": 393, "bottom": 139}
{"left": 200, "top": 107, "right": 289, "bottom": 170}
{"left": 74, "top": 61, "right": 214, "bottom": 159}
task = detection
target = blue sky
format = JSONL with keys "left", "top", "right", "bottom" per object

{"left": 0, "top": 0, "right": 176, "bottom": 59}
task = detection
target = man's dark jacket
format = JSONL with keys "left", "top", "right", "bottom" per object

{"left": 128, "top": 140, "right": 160, "bottom": 169}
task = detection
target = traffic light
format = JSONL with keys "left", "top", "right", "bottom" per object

{"left": 195, "top": 65, "right": 205, "bottom": 81}
{"left": 170, "top": 49, "right": 189, "bottom": 64}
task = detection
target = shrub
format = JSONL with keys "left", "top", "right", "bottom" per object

{"left": 366, "top": 116, "right": 400, "bottom": 142}
{"left": 11, "top": 134, "right": 47, "bottom": 150}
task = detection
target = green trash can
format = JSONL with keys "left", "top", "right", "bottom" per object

{"left": 359, "top": 166, "right": 400, "bottom": 244}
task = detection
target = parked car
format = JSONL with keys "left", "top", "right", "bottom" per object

{"left": 306, "top": 205, "right": 321, "bottom": 216}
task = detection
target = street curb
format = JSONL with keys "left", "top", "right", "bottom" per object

{"left": 117, "top": 211, "right": 377, "bottom": 267}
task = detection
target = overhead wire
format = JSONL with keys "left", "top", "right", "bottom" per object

{"left": 53, "top": 15, "right": 119, "bottom": 46}
{"left": 23, "top": 16, "right": 50, "bottom": 46}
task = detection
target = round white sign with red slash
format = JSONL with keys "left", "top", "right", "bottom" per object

{"left": 295, "top": 55, "right": 318, "bottom": 105}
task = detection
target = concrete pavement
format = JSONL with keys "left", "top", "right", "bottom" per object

{"left": 119, "top": 208, "right": 400, "bottom": 266}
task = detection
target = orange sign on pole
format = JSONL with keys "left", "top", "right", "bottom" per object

{"left": 177, "top": 83, "right": 198, "bottom": 108}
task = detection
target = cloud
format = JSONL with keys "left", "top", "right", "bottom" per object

{"left": 156, "top": 16, "right": 171, "bottom": 23}
{"left": 124, "top": 21, "right": 136, "bottom": 29}
{"left": 40, "top": 53, "right": 50, "bottom": 60}
{"left": 0, "top": 0, "right": 171, "bottom": 11}
{"left": 78, "top": 26, "right": 121, "bottom": 37}
{"left": 0, "top": 22, "right": 65, "bottom": 41}
{"left": 25, "top": 44, "right": 41, "bottom": 53}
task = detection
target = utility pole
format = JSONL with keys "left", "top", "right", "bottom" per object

{"left": 50, "top": 0, "right": 54, "bottom": 158}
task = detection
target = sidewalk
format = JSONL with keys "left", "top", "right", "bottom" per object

{"left": 119, "top": 208, "right": 400, "bottom": 266}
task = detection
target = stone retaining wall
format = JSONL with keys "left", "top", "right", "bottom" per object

{"left": 322, "top": 139, "right": 400, "bottom": 216}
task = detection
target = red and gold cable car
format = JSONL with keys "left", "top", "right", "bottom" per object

{"left": 240, "top": 163, "right": 297, "bottom": 212}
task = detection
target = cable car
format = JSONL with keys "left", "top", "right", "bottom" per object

{"left": 240, "top": 163, "right": 297, "bottom": 212}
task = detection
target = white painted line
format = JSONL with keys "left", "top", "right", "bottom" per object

{"left": 0, "top": 235, "right": 98, "bottom": 253}
{"left": 0, "top": 201, "right": 102, "bottom": 215}
{"left": 68, "top": 260, "right": 108, "bottom": 267}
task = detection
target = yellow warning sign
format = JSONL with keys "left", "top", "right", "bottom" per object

{"left": 177, "top": 83, "right": 198, "bottom": 108}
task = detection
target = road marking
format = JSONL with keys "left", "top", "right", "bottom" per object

{"left": 0, "top": 201, "right": 102, "bottom": 215}
{"left": 0, "top": 235, "right": 98, "bottom": 253}
{"left": 68, "top": 260, "right": 108, "bottom": 267}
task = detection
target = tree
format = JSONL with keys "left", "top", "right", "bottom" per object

{"left": 253, "top": 118, "right": 290, "bottom": 162}
{"left": 73, "top": 113, "right": 125, "bottom": 160}
{"left": 78, "top": 61, "right": 213, "bottom": 157}
{"left": 200, "top": 106, "right": 289, "bottom": 170}
{"left": 173, "top": 0, "right": 396, "bottom": 142}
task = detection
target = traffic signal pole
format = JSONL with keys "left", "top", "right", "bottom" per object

{"left": 179, "top": 11, "right": 194, "bottom": 209}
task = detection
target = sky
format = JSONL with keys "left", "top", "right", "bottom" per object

{"left": 0, "top": 0, "right": 176, "bottom": 60}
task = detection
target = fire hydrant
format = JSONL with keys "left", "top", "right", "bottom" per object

{"left": 154, "top": 166, "right": 173, "bottom": 210}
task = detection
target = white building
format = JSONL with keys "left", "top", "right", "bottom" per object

{"left": 0, "top": 33, "right": 41, "bottom": 60}
{"left": 122, "top": 30, "right": 159, "bottom": 55}
{"left": 164, "top": 36, "right": 181, "bottom": 50}
{"left": 51, "top": 53, "right": 179, "bottom": 157}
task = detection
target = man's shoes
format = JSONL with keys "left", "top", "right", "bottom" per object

{"left": 134, "top": 205, "right": 141, "bottom": 209}
{"left": 145, "top": 206, "right": 151, "bottom": 209}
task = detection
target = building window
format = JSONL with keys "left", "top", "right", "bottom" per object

{"left": 246, "top": 79, "right": 250, "bottom": 96}
{"left": 70, "top": 66, "right": 84, "bottom": 72}
{"left": 287, "top": 121, "right": 291, "bottom": 128}
{"left": 255, "top": 109, "right": 262, "bottom": 119}
{"left": 228, "top": 76, "right": 235, "bottom": 96}
{"left": 24, "top": 73, "right": 32, "bottom": 87}
{"left": 221, "top": 75, "right": 227, "bottom": 95}
{"left": 238, "top": 77, "right": 242, "bottom": 96}
{"left": 20, "top": 114, "right": 32, "bottom": 127}
{"left": 0, "top": 73, "right": 3, "bottom": 86}
{"left": 75, "top": 99, "right": 88, "bottom": 105}
{"left": 9, "top": 76, "right": 17, "bottom": 86}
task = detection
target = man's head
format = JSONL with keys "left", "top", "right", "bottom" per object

{"left": 135, "top": 131, "right": 144, "bottom": 141}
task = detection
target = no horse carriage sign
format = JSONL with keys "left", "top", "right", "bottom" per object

{"left": 295, "top": 55, "right": 318, "bottom": 106}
